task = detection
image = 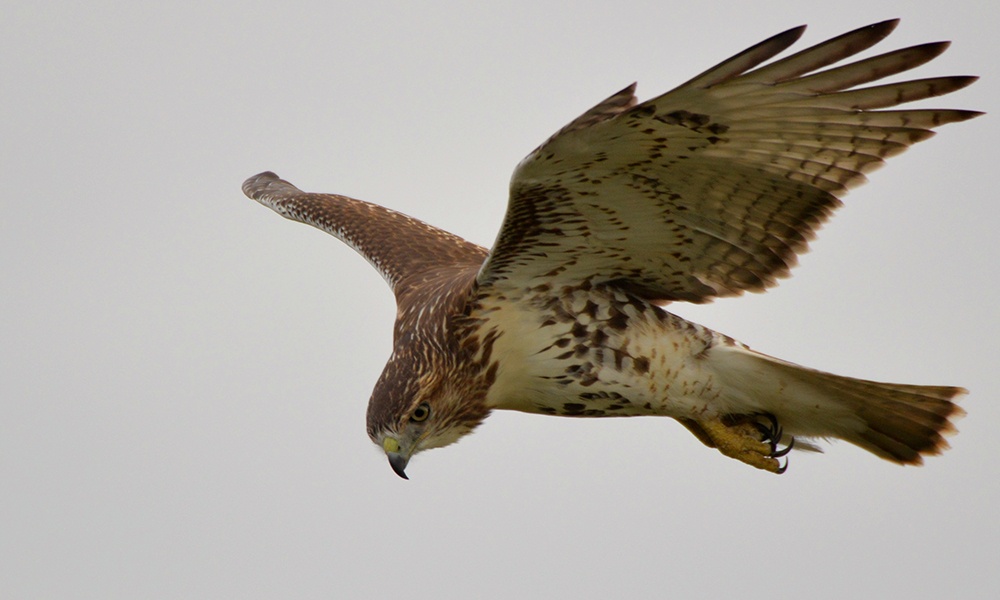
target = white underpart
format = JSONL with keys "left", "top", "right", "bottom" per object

{"left": 479, "top": 286, "right": 864, "bottom": 440}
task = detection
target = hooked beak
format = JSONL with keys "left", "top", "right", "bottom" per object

{"left": 383, "top": 437, "right": 409, "bottom": 480}
{"left": 387, "top": 452, "right": 409, "bottom": 480}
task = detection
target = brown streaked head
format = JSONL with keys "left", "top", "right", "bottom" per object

{"left": 366, "top": 349, "right": 491, "bottom": 480}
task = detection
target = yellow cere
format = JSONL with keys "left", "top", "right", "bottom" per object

{"left": 383, "top": 437, "right": 400, "bottom": 453}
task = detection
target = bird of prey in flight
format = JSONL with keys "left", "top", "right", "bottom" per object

{"left": 244, "top": 20, "right": 977, "bottom": 479}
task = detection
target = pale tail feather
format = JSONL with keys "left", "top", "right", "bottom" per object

{"left": 711, "top": 344, "right": 966, "bottom": 464}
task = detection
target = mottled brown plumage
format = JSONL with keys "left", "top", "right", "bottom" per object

{"left": 244, "top": 20, "right": 976, "bottom": 478}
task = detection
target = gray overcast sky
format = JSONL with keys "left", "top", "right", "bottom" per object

{"left": 2, "top": 1, "right": 998, "bottom": 598}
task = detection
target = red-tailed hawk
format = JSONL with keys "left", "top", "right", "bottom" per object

{"left": 244, "top": 20, "right": 977, "bottom": 478}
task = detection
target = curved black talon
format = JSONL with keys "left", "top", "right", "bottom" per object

{"left": 725, "top": 412, "right": 795, "bottom": 472}
{"left": 753, "top": 413, "right": 784, "bottom": 453}
{"left": 753, "top": 413, "right": 779, "bottom": 435}
{"left": 753, "top": 412, "right": 795, "bottom": 466}
{"left": 772, "top": 436, "right": 795, "bottom": 458}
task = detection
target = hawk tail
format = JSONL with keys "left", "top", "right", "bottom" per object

{"left": 713, "top": 345, "right": 966, "bottom": 464}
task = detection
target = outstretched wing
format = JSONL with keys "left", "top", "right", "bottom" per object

{"left": 477, "top": 20, "right": 980, "bottom": 303}
{"left": 243, "top": 172, "right": 487, "bottom": 301}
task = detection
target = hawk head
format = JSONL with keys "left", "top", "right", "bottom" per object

{"left": 366, "top": 343, "right": 492, "bottom": 479}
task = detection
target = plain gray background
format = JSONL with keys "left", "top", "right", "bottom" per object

{"left": 3, "top": 1, "right": 997, "bottom": 598}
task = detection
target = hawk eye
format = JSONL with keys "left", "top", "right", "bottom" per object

{"left": 410, "top": 403, "right": 431, "bottom": 423}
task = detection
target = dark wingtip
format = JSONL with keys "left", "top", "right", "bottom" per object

{"left": 869, "top": 18, "right": 901, "bottom": 34}
{"left": 955, "top": 109, "right": 986, "bottom": 122}
{"left": 242, "top": 171, "right": 280, "bottom": 198}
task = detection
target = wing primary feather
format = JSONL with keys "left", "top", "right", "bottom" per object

{"left": 774, "top": 75, "right": 978, "bottom": 110}
{"left": 731, "top": 19, "right": 900, "bottom": 85}
{"left": 672, "top": 24, "right": 807, "bottom": 91}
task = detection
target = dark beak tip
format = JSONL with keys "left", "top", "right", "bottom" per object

{"left": 387, "top": 453, "right": 409, "bottom": 480}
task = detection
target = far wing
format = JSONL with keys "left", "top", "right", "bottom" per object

{"left": 244, "top": 172, "right": 487, "bottom": 302}
{"left": 477, "top": 20, "right": 980, "bottom": 303}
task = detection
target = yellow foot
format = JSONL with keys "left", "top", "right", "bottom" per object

{"left": 689, "top": 415, "right": 794, "bottom": 474}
